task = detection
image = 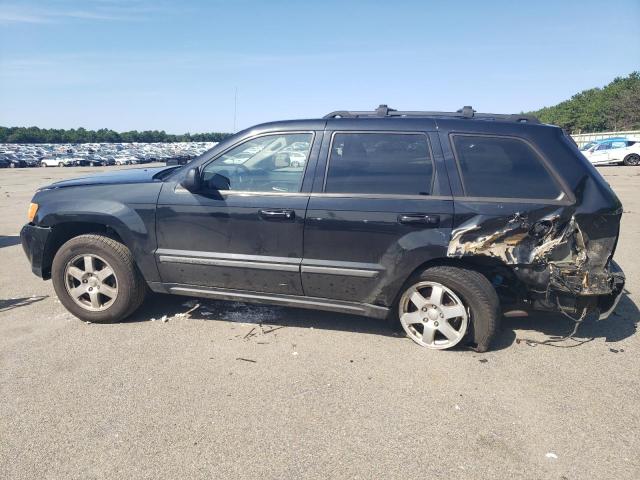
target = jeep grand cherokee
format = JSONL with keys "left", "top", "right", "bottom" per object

{"left": 20, "top": 105, "right": 625, "bottom": 351}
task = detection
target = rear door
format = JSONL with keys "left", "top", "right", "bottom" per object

{"left": 607, "top": 140, "right": 630, "bottom": 163}
{"left": 301, "top": 120, "right": 454, "bottom": 307}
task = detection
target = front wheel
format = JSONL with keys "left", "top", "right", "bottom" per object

{"left": 394, "top": 266, "right": 500, "bottom": 351}
{"left": 623, "top": 154, "right": 640, "bottom": 166}
{"left": 52, "top": 234, "right": 147, "bottom": 323}
{"left": 41, "top": 162, "right": 47, "bottom": 167}
{"left": 58, "top": 162, "right": 65, "bottom": 167}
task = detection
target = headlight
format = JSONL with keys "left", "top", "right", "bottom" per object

{"left": 27, "top": 203, "right": 39, "bottom": 222}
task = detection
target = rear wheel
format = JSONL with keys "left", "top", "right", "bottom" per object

{"left": 623, "top": 154, "right": 640, "bottom": 166}
{"left": 393, "top": 266, "right": 500, "bottom": 351}
{"left": 41, "top": 162, "right": 47, "bottom": 167}
{"left": 52, "top": 234, "right": 147, "bottom": 323}
{"left": 58, "top": 162, "right": 65, "bottom": 167}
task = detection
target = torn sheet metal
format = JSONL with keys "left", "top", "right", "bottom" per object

{"left": 447, "top": 209, "right": 620, "bottom": 297}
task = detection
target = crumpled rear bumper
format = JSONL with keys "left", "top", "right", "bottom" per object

{"left": 20, "top": 223, "right": 52, "bottom": 279}
{"left": 597, "top": 261, "right": 625, "bottom": 320}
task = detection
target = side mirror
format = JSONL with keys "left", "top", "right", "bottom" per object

{"left": 274, "top": 153, "right": 290, "bottom": 168}
{"left": 208, "top": 173, "right": 231, "bottom": 191}
{"left": 181, "top": 167, "right": 201, "bottom": 192}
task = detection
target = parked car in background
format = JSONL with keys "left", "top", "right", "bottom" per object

{"left": 114, "top": 155, "right": 137, "bottom": 165}
{"left": 0, "top": 154, "right": 28, "bottom": 168}
{"left": 579, "top": 137, "right": 628, "bottom": 152}
{"left": 582, "top": 138, "right": 640, "bottom": 165}
{"left": 40, "top": 157, "right": 75, "bottom": 167}
{"left": 0, "top": 142, "right": 216, "bottom": 168}
{"left": 166, "top": 155, "right": 195, "bottom": 166}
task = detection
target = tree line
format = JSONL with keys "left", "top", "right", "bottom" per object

{"left": 529, "top": 71, "right": 640, "bottom": 133}
{"left": 3, "top": 72, "right": 638, "bottom": 142}
{"left": 0, "top": 127, "right": 233, "bottom": 144}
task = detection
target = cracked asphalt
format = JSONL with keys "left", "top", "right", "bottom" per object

{"left": 1, "top": 165, "right": 638, "bottom": 479}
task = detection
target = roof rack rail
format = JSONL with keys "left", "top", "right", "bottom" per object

{"left": 323, "top": 104, "right": 540, "bottom": 124}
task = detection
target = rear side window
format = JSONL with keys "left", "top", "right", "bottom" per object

{"left": 452, "top": 135, "right": 562, "bottom": 200}
{"left": 325, "top": 133, "right": 433, "bottom": 195}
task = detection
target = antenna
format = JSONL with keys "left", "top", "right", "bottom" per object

{"left": 233, "top": 87, "right": 238, "bottom": 132}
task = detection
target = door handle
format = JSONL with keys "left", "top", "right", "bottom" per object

{"left": 398, "top": 214, "right": 440, "bottom": 226}
{"left": 259, "top": 209, "right": 296, "bottom": 220}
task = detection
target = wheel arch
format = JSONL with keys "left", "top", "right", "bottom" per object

{"left": 41, "top": 221, "right": 126, "bottom": 279}
{"left": 383, "top": 255, "right": 510, "bottom": 309}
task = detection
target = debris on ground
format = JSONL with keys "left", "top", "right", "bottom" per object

{"left": 161, "top": 315, "right": 168, "bottom": 323}
{"left": 609, "top": 348, "right": 624, "bottom": 353}
{"left": 236, "top": 357, "right": 257, "bottom": 363}
{"left": 179, "top": 303, "right": 200, "bottom": 318}
{"left": 545, "top": 452, "right": 558, "bottom": 460}
{"left": 479, "top": 358, "right": 488, "bottom": 363}
{"left": 243, "top": 327, "right": 256, "bottom": 339}
{"left": 261, "top": 325, "right": 284, "bottom": 335}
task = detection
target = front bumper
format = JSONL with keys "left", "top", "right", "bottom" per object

{"left": 20, "top": 223, "right": 52, "bottom": 279}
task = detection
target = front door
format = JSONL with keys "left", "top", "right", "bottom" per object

{"left": 588, "top": 142, "right": 612, "bottom": 164}
{"left": 155, "top": 131, "right": 318, "bottom": 295}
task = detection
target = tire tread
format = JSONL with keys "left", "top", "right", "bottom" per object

{"left": 51, "top": 234, "right": 146, "bottom": 323}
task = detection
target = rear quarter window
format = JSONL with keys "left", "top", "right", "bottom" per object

{"left": 451, "top": 134, "right": 562, "bottom": 200}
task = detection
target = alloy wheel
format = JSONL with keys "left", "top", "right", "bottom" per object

{"left": 399, "top": 281, "right": 469, "bottom": 349}
{"left": 64, "top": 254, "right": 118, "bottom": 311}
{"left": 626, "top": 154, "right": 640, "bottom": 166}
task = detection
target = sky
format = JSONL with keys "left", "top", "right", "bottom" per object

{"left": 1, "top": 0, "right": 639, "bottom": 134}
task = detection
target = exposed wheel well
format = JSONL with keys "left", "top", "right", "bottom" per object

{"left": 42, "top": 222, "right": 124, "bottom": 279}
{"left": 391, "top": 256, "right": 518, "bottom": 308}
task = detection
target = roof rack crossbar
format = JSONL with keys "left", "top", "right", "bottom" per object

{"left": 323, "top": 104, "right": 540, "bottom": 124}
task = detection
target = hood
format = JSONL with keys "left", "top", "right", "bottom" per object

{"left": 40, "top": 166, "right": 178, "bottom": 190}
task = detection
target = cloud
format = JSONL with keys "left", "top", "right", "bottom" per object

{"left": 0, "top": 7, "right": 52, "bottom": 24}
{"left": 0, "top": 1, "right": 170, "bottom": 24}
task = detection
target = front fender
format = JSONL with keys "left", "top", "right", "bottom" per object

{"left": 34, "top": 191, "right": 160, "bottom": 282}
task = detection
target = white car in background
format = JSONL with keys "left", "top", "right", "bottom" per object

{"left": 114, "top": 155, "right": 137, "bottom": 165}
{"left": 582, "top": 138, "right": 640, "bottom": 166}
{"left": 40, "top": 157, "right": 76, "bottom": 167}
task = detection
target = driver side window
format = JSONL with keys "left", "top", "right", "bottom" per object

{"left": 202, "top": 133, "right": 313, "bottom": 193}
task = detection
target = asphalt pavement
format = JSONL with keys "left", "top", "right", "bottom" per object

{"left": 1, "top": 165, "right": 638, "bottom": 479}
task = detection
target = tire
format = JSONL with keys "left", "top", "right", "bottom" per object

{"left": 58, "top": 162, "right": 65, "bottom": 167}
{"left": 623, "top": 154, "right": 640, "bottom": 166}
{"left": 9, "top": 162, "right": 15, "bottom": 168}
{"left": 51, "top": 234, "right": 147, "bottom": 323}
{"left": 391, "top": 266, "right": 500, "bottom": 352}
{"left": 41, "top": 162, "right": 47, "bottom": 167}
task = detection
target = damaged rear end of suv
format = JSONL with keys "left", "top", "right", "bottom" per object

{"left": 444, "top": 122, "right": 624, "bottom": 334}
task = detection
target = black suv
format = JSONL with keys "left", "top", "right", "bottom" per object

{"left": 20, "top": 106, "right": 625, "bottom": 351}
